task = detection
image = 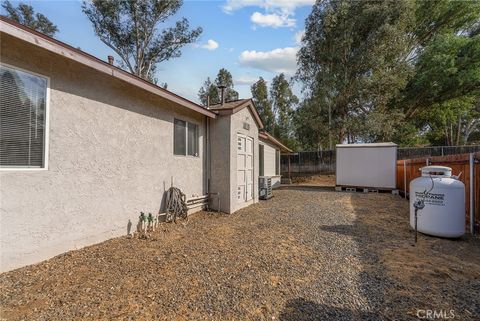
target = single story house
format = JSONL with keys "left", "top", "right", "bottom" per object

{"left": 0, "top": 18, "right": 291, "bottom": 272}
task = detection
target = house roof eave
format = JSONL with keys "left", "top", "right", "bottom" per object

{"left": 0, "top": 17, "right": 216, "bottom": 119}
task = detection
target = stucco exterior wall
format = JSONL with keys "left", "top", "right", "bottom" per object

{"left": 208, "top": 115, "right": 231, "bottom": 213}
{"left": 260, "top": 140, "right": 281, "bottom": 188}
{"left": 229, "top": 107, "right": 259, "bottom": 213}
{"left": 0, "top": 35, "right": 207, "bottom": 272}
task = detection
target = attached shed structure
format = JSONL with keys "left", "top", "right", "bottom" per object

{"left": 336, "top": 143, "right": 397, "bottom": 189}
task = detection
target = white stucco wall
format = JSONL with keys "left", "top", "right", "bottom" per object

{"left": 209, "top": 114, "right": 231, "bottom": 213}
{"left": 0, "top": 35, "right": 207, "bottom": 272}
{"left": 260, "top": 140, "right": 281, "bottom": 188}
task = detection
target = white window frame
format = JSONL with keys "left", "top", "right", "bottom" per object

{"left": 173, "top": 118, "right": 199, "bottom": 157}
{"left": 0, "top": 62, "right": 50, "bottom": 171}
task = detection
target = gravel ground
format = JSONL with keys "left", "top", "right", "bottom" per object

{"left": 1, "top": 189, "right": 479, "bottom": 321}
{"left": 291, "top": 175, "right": 336, "bottom": 186}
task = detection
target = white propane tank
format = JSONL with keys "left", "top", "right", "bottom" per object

{"left": 409, "top": 166, "right": 465, "bottom": 238}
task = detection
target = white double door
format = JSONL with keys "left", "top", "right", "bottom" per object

{"left": 237, "top": 134, "right": 254, "bottom": 203}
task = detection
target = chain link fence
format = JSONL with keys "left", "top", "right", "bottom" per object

{"left": 281, "top": 145, "right": 480, "bottom": 176}
{"left": 281, "top": 150, "right": 336, "bottom": 176}
{"left": 397, "top": 145, "right": 480, "bottom": 160}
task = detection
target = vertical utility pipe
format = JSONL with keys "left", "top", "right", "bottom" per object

{"left": 403, "top": 160, "right": 407, "bottom": 199}
{"left": 469, "top": 153, "right": 474, "bottom": 235}
{"left": 415, "top": 207, "right": 418, "bottom": 243}
{"left": 205, "top": 116, "right": 210, "bottom": 194}
{"left": 413, "top": 199, "right": 425, "bottom": 245}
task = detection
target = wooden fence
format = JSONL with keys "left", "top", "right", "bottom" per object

{"left": 396, "top": 152, "right": 480, "bottom": 234}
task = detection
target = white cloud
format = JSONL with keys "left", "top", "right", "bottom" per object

{"left": 294, "top": 29, "right": 305, "bottom": 44}
{"left": 239, "top": 47, "right": 299, "bottom": 75}
{"left": 223, "top": 0, "right": 314, "bottom": 14}
{"left": 250, "top": 12, "right": 295, "bottom": 28}
{"left": 194, "top": 39, "right": 219, "bottom": 50}
{"left": 234, "top": 75, "right": 259, "bottom": 86}
{"left": 201, "top": 39, "right": 219, "bottom": 50}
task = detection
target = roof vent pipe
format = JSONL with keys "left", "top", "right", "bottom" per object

{"left": 107, "top": 55, "right": 114, "bottom": 65}
{"left": 218, "top": 85, "right": 226, "bottom": 106}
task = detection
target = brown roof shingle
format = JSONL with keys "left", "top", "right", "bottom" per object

{"left": 208, "top": 99, "right": 250, "bottom": 111}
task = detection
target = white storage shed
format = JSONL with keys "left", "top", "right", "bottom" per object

{"left": 336, "top": 143, "right": 397, "bottom": 189}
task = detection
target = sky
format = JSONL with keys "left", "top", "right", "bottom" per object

{"left": 4, "top": 0, "right": 315, "bottom": 103}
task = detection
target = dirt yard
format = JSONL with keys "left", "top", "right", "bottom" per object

{"left": 291, "top": 174, "right": 336, "bottom": 186}
{"left": 1, "top": 190, "right": 479, "bottom": 320}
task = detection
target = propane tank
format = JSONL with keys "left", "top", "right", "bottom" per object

{"left": 409, "top": 166, "right": 465, "bottom": 238}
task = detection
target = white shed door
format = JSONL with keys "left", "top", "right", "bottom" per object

{"left": 237, "top": 134, "right": 254, "bottom": 202}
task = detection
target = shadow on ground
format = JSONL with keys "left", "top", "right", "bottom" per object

{"left": 279, "top": 298, "right": 380, "bottom": 321}
{"left": 318, "top": 192, "right": 480, "bottom": 320}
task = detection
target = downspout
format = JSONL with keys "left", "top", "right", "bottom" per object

{"left": 206, "top": 95, "right": 211, "bottom": 194}
{"left": 206, "top": 116, "right": 211, "bottom": 194}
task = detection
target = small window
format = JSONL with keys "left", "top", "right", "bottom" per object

{"left": 173, "top": 118, "right": 198, "bottom": 157}
{"left": 0, "top": 64, "right": 48, "bottom": 168}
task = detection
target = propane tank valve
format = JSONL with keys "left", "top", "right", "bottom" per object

{"left": 413, "top": 199, "right": 425, "bottom": 244}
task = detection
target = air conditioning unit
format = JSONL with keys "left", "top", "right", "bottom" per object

{"left": 259, "top": 176, "right": 273, "bottom": 200}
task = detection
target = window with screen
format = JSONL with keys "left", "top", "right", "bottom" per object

{"left": 0, "top": 64, "right": 48, "bottom": 168}
{"left": 174, "top": 118, "right": 198, "bottom": 156}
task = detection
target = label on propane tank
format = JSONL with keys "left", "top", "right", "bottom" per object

{"left": 415, "top": 192, "right": 445, "bottom": 206}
